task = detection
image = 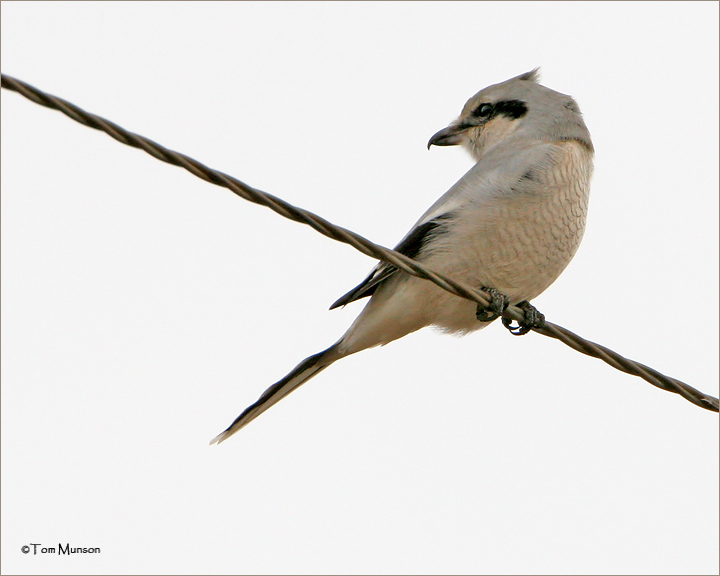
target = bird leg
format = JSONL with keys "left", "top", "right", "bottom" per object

{"left": 501, "top": 300, "right": 545, "bottom": 336}
{"left": 475, "top": 287, "right": 509, "bottom": 322}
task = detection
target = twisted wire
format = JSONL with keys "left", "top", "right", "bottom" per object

{"left": 3, "top": 73, "right": 717, "bottom": 413}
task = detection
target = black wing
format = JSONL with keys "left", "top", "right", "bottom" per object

{"left": 329, "top": 215, "right": 452, "bottom": 309}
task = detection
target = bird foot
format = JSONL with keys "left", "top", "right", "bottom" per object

{"left": 475, "top": 287, "right": 509, "bottom": 322}
{"left": 501, "top": 300, "right": 545, "bottom": 336}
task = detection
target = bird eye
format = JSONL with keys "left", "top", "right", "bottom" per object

{"left": 473, "top": 103, "right": 494, "bottom": 118}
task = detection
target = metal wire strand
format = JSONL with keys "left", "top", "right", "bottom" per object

{"left": 2, "top": 73, "right": 717, "bottom": 413}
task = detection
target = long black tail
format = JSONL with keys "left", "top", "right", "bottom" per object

{"left": 210, "top": 346, "right": 337, "bottom": 444}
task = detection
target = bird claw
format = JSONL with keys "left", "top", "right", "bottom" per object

{"left": 475, "top": 287, "right": 510, "bottom": 322}
{"left": 501, "top": 300, "right": 545, "bottom": 336}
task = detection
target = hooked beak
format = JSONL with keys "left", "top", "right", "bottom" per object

{"left": 427, "top": 122, "right": 471, "bottom": 149}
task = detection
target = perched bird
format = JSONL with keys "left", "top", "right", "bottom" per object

{"left": 211, "top": 69, "right": 593, "bottom": 444}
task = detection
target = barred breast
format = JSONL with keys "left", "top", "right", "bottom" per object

{"left": 409, "top": 139, "right": 592, "bottom": 336}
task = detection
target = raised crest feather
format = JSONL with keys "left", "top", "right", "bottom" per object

{"left": 516, "top": 68, "right": 540, "bottom": 83}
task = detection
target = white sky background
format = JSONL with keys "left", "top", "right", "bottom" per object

{"left": 2, "top": 2, "right": 718, "bottom": 574}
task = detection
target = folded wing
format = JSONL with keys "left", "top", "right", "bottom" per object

{"left": 330, "top": 213, "right": 454, "bottom": 309}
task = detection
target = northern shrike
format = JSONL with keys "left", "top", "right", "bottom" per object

{"left": 212, "top": 69, "right": 593, "bottom": 444}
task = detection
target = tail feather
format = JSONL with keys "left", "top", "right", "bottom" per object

{"left": 210, "top": 346, "right": 336, "bottom": 445}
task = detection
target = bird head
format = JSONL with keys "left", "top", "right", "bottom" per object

{"left": 428, "top": 69, "right": 593, "bottom": 160}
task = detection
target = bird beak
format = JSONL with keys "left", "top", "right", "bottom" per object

{"left": 427, "top": 122, "right": 471, "bottom": 149}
